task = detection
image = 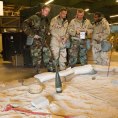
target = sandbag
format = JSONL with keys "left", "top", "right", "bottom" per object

{"left": 59, "top": 67, "right": 74, "bottom": 77}
{"left": 34, "top": 68, "right": 74, "bottom": 82}
{"left": 34, "top": 72, "right": 55, "bottom": 82}
{"left": 72, "top": 64, "right": 95, "bottom": 75}
{"left": 93, "top": 65, "right": 114, "bottom": 72}
{"left": 28, "top": 83, "right": 43, "bottom": 94}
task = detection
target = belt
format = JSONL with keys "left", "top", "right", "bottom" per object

{"left": 71, "top": 36, "right": 80, "bottom": 40}
{"left": 71, "top": 36, "right": 86, "bottom": 41}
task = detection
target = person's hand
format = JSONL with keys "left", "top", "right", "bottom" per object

{"left": 34, "top": 35, "right": 40, "bottom": 39}
{"left": 95, "top": 39, "right": 101, "bottom": 44}
{"left": 57, "top": 37, "right": 62, "bottom": 43}
{"left": 62, "top": 37, "right": 67, "bottom": 44}
{"left": 54, "top": 24, "right": 62, "bottom": 28}
{"left": 82, "top": 28, "right": 86, "bottom": 32}
{"left": 76, "top": 29, "right": 80, "bottom": 34}
{"left": 87, "top": 32, "right": 92, "bottom": 39}
{"left": 60, "top": 36, "right": 67, "bottom": 44}
{"left": 98, "top": 34, "right": 102, "bottom": 38}
{"left": 47, "top": 32, "right": 51, "bottom": 36}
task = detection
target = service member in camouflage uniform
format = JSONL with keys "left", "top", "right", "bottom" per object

{"left": 92, "top": 12, "right": 110, "bottom": 65}
{"left": 67, "top": 8, "right": 93, "bottom": 66}
{"left": 23, "top": 5, "right": 54, "bottom": 72}
{"left": 50, "top": 8, "right": 69, "bottom": 70}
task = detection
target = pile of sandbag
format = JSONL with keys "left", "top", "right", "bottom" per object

{"left": 93, "top": 65, "right": 118, "bottom": 72}
{"left": 34, "top": 65, "right": 95, "bottom": 83}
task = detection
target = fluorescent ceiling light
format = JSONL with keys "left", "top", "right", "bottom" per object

{"left": 85, "top": 8, "right": 89, "bottom": 12}
{"left": 110, "top": 14, "right": 118, "bottom": 18}
{"left": 45, "top": 0, "right": 54, "bottom": 5}
{"left": 0, "top": 1, "right": 3, "bottom": 16}
{"left": 116, "top": 0, "right": 118, "bottom": 2}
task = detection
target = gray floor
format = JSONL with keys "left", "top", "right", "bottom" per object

{"left": 0, "top": 62, "right": 35, "bottom": 81}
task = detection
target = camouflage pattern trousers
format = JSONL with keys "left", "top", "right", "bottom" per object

{"left": 50, "top": 38, "right": 67, "bottom": 71}
{"left": 31, "top": 39, "right": 55, "bottom": 71}
{"left": 92, "top": 40, "right": 109, "bottom": 65}
{"left": 68, "top": 39, "right": 87, "bottom": 67}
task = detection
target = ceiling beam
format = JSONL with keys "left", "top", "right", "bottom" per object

{"left": 68, "top": 0, "right": 94, "bottom": 6}
{"left": 53, "top": 0, "right": 69, "bottom": 6}
{"left": 91, "top": 0, "right": 117, "bottom": 11}
{"left": 3, "top": 0, "right": 43, "bottom": 6}
{"left": 68, "top": 0, "right": 82, "bottom": 6}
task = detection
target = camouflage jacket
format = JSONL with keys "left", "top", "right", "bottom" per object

{"left": 22, "top": 12, "right": 50, "bottom": 38}
{"left": 92, "top": 18, "right": 110, "bottom": 41}
{"left": 67, "top": 18, "right": 93, "bottom": 37}
{"left": 50, "top": 15, "right": 69, "bottom": 38}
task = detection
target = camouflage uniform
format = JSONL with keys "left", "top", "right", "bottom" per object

{"left": 67, "top": 18, "right": 93, "bottom": 66}
{"left": 23, "top": 12, "right": 54, "bottom": 72}
{"left": 50, "top": 15, "right": 68, "bottom": 70}
{"left": 92, "top": 18, "right": 110, "bottom": 65}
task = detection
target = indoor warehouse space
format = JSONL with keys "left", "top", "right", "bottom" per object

{"left": 0, "top": 0, "right": 118, "bottom": 118}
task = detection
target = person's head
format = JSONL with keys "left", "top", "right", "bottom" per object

{"left": 76, "top": 8, "right": 85, "bottom": 20}
{"left": 59, "top": 7, "right": 68, "bottom": 19}
{"left": 41, "top": 5, "right": 51, "bottom": 17}
{"left": 94, "top": 12, "right": 102, "bottom": 22}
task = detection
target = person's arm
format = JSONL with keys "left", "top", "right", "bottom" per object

{"left": 50, "top": 17, "right": 59, "bottom": 39}
{"left": 101, "top": 19, "right": 110, "bottom": 40}
{"left": 86, "top": 20, "right": 93, "bottom": 39}
{"left": 67, "top": 20, "right": 76, "bottom": 36}
{"left": 62, "top": 20, "right": 69, "bottom": 43}
{"left": 22, "top": 15, "right": 37, "bottom": 38}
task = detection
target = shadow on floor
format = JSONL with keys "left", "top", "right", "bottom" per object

{"left": 0, "top": 62, "right": 36, "bottom": 82}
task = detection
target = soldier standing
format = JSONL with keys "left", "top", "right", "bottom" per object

{"left": 67, "top": 8, "right": 93, "bottom": 67}
{"left": 50, "top": 8, "right": 68, "bottom": 70}
{"left": 92, "top": 12, "right": 110, "bottom": 65}
{"left": 23, "top": 5, "right": 54, "bottom": 72}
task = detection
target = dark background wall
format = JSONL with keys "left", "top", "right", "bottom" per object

{"left": 20, "top": 3, "right": 94, "bottom": 23}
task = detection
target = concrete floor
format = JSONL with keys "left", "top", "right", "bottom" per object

{"left": 0, "top": 61, "right": 35, "bottom": 81}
